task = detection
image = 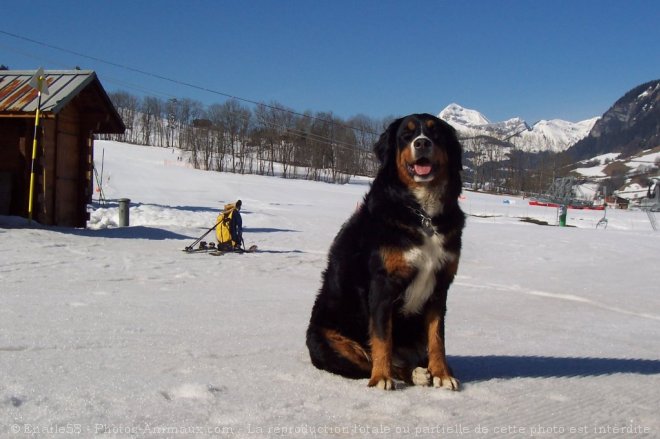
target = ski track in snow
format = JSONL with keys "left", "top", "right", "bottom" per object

{"left": 1, "top": 140, "right": 659, "bottom": 438}
{"left": 455, "top": 280, "right": 660, "bottom": 321}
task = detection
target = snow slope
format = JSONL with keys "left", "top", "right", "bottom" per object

{"left": 1, "top": 141, "right": 659, "bottom": 438}
{"left": 573, "top": 149, "right": 660, "bottom": 182}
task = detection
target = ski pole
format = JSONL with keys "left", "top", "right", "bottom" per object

{"left": 184, "top": 220, "right": 222, "bottom": 251}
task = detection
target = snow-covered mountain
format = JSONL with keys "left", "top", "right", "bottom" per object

{"left": 439, "top": 103, "right": 598, "bottom": 153}
{"left": 438, "top": 103, "right": 492, "bottom": 127}
{"left": 567, "top": 79, "right": 660, "bottom": 161}
{"left": 530, "top": 118, "right": 600, "bottom": 147}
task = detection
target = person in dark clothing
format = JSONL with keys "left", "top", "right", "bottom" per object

{"left": 229, "top": 199, "right": 243, "bottom": 249}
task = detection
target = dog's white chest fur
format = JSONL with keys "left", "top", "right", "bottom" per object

{"left": 401, "top": 231, "right": 456, "bottom": 316}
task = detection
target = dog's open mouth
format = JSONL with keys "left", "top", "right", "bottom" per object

{"left": 409, "top": 158, "right": 434, "bottom": 177}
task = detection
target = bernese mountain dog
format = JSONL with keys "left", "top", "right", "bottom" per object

{"left": 306, "top": 113, "right": 465, "bottom": 390}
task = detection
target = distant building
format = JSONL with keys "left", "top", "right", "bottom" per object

{"left": 614, "top": 183, "right": 648, "bottom": 201}
{"left": 0, "top": 70, "right": 124, "bottom": 227}
{"left": 613, "top": 179, "right": 660, "bottom": 211}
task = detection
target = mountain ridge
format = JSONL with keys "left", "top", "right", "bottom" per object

{"left": 438, "top": 103, "right": 598, "bottom": 153}
{"left": 566, "top": 79, "right": 660, "bottom": 161}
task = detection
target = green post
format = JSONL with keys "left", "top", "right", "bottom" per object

{"left": 558, "top": 205, "right": 567, "bottom": 227}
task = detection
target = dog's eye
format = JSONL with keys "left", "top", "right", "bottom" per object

{"left": 400, "top": 132, "right": 414, "bottom": 142}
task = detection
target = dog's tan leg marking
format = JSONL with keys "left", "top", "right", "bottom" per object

{"left": 426, "top": 309, "right": 459, "bottom": 391}
{"left": 368, "top": 317, "right": 394, "bottom": 390}
{"left": 322, "top": 329, "right": 371, "bottom": 372}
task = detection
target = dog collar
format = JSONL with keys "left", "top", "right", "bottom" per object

{"left": 411, "top": 208, "right": 436, "bottom": 236}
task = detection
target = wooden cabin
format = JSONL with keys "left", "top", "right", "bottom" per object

{"left": 0, "top": 69, "right": 124, "bottom": 227}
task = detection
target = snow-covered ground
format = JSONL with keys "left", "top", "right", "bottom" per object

{"left": 574, "top": 150, "right": 660, "bottom": 181}
{"left": 1, "top": 140, "right": 659, "bottom": 438}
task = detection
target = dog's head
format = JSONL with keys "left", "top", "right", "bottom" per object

{"left": 374, "top": 113, "right": 462, "bottom": 189}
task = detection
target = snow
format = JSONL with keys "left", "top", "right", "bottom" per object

{"left": 574, "top": 150, "right": 660, "bottom": 180}
{"left": 572, "top": 165, "right": 608, "bottom": 178}
{"left": 439, "top": 103, "right": 491, "bottom": 127}
{"left": 439, "top": 104, "right": 597, "bottom": 153}
{"left": 527, "top": 117, "right": 599, "bottom": 149}
{"left": 581, "top": 153, "right": 622, "bottom": 165}
{"left": 637, "top": 83, "right": 660, "bottom": 100}
{"left": 615, "top": 183, "right": 648, "bottom": 201}
{"left": 627, "top": 151, "right": 660, "bottom": 173}
{"left": 2, "top": 140, "right": 660, "bottom": 438}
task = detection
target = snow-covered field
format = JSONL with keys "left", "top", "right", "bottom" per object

{"left": 1, "top": 140, "right": 659, "bottom": 438}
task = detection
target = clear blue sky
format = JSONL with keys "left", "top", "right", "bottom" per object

{"left": 2, "top": 0, "right": 658, "bottom": 124}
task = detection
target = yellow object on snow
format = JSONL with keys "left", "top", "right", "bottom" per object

{"left": 216, "top": 202, "right": 238, "bottom": 248}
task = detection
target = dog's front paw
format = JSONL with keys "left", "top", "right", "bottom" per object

{"left": 368, "top": 375, "right": 394, "bottom": 390}
{"left": 432, "top": 374, "right": 460, "bottom": 391}
{"left": 412, "top": 367, "right": 431, "bottom": 386}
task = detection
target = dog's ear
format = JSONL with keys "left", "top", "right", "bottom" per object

{"left": 446, "top": 123, "right": 463, "bottom": 173}
{"left": 436, "top": 119, "right": 462, "bottom": 174}
{"left": 373, "top": 117, "right": 402, "bottom": 165}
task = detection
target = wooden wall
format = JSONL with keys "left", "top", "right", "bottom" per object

{"left": 54, "top": 105, "right": 81, "bottom": 226}
{"left": 2, "top": 100, "right": 100, "bottom": 227}
{"left": 0, "top": 118, "right": 30, "bottom": 216}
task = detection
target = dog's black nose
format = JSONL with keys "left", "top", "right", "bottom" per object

{"left": 414, "top": 137, "right": 432, "bottom": 149}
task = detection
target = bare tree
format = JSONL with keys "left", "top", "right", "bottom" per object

{"left": 254, "top": 102, "right": 300, "bottom": 178}
{"left": 217, "top": 99, "right": 251, "bottom": 174}
{"left": 102, "top": 89, "right": 386, "bottom": 184}
{"left": 207, "top": 103, "right": 227, "bottom": 172}
{"left": 176, "top": 98, "right": 205, "bottom": 152}
{"left": 107, "top": 91, "right": 139, "bottom": 143}
{"left": 166, "top": 98, "right": 178, "bottom": 148}
{"left": 347, "top": 114, "right": 380, "bottom": 176}
{"left": 140, "top": 96, "right": 162, "bottom": 146}
{"left": 254, "top": 103, "right": 278, "bottom": 176}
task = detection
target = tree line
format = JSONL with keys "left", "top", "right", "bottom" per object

{"left": 101, "top": 90, "right": 601, "bottom": 197}
{"left": 461, "top": 134, "right": 576, "bottom": 197}
{"left": 101, "top": 91, "right": 388, "bottom": 182}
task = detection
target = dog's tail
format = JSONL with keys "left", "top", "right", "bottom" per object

{"left": 306, "top": 325, "right": 371, "bottom": 379}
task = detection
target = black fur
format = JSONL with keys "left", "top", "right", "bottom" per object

{"left": 306, "top": 113, "right": 465, "bottom": 388}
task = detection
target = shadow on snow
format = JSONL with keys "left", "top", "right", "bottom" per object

{"left": 71, "top": 226, "right": 189, "bottom": 241}
{"left": 244, "top": 227, "right": 299, "bottom": 234}
{"left": 451, "top": 355, "right": 660, "bottom": 382}
{"left": 93, "top": 200, "right": 220, "bottom": 215}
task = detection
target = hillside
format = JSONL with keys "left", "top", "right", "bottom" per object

{"left": 1, "top": 141, "right": 659, "bottom": 437}
{"left": 567, "top": 80, "right": 660, "bottom": 161}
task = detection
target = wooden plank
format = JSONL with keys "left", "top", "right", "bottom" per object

{"left": 55, "top": 178, "right": 77, "bottom": 227}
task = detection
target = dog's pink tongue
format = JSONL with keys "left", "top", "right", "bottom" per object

{"left": 414, "top": 163, "right": 432, "bottom": 176}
